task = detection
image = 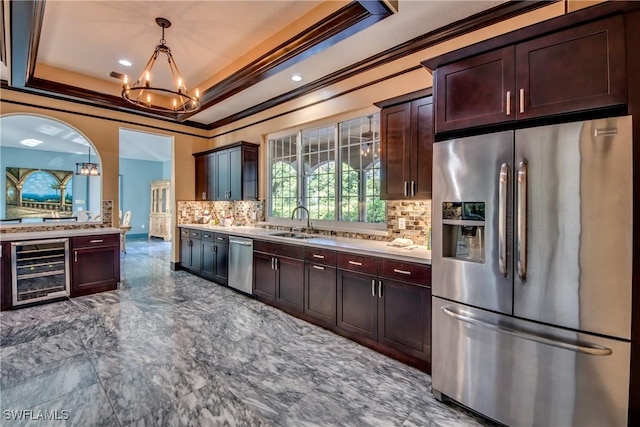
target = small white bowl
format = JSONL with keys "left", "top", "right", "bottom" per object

{"left": 221, "top": 218, "right": 233, "bottom": 227}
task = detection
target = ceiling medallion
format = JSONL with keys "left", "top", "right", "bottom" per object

{"left": 121, "top": 17, "right": 200, "bottom": 115}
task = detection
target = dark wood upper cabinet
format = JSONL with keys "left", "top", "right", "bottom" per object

{"left": 515, "top": 15, "right": 626, "bottom": 120}
{"left": 193, "top": 141, "right": 259, "bottom": 201}
{"left": 435, "top": 46, "right": 515, "bottom": 133}
{"left": 429, "top": 15, "right": 627, "bottom": 134}
{"left": 377, "top": 90, "right": 433, "bottom": 200}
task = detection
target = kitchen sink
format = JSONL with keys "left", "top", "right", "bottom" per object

{"left": 269, "top": 232, "right": 315, "bottom": 239}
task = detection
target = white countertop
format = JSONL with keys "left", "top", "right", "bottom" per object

{"left": 180, "top": 224, "right": 431, "bottom": 265}
{"left": 0, "top": 227, "right": 121, "bottom": 241}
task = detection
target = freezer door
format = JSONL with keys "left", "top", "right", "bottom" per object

{"left": 514, "top": 116, "right": 632, "bottom": 339}
{"left": 432, "top": 131, "right": 513, "bottom": 314}
{"left": 432, "top": 297, "right": 630, "bottom": 427}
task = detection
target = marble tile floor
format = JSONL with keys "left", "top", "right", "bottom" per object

{"left": 0, "top": 235, "right": 497, "bottom": 427}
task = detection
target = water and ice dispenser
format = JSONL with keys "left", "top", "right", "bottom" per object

{"left": 441, "top": 202, "right": 485, "bottom": 263}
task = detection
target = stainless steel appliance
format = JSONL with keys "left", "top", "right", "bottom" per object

{"left": 11, "top": 238, "right": 70, "bottom": 306}
{"left": 432, "top": 116, "right": 633, "bottom": 427}
{"left": 228, "top": 236, "right": 253, "bottom": 294}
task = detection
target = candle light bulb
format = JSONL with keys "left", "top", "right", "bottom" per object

{"left": 145, "top": 71, "right": 150, "bottom": 87}
{"left": 147, "top": 94, "right": 151, "bottom": 105}
{"left": 177, "top": 78, "right": 182, "bottom": 88}
{"left": 195, "top": 88, "right": 200, "bottom": 98}
{"left": 173, "top": 99, "right": 177, "bottom": 110}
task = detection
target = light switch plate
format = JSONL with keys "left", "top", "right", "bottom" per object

{"left": 398, "top": 218, "right": 406, "bottom": 230}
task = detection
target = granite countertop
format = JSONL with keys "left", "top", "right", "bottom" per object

{"left": 180, "top": 224, "right": 431, "bottom": 265}
{"left": 0, "top": 227, "right": 121, "bottom": 241}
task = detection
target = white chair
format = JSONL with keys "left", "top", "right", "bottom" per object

{"left": 120, "top": 211, "right": 132, "bottom": 253}
{"left": 74, "top": 210, "right": 92, "bottom": 222}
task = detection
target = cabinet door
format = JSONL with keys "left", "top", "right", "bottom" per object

{"left": 206, "top": 154, "right": 217, "bottom": 201}
{"left": 378, "top": 279, "right": 431, "bottom": 361}
{"left": 516, "top": 15, "right": 626, "bottom": 120}
{"left": 215, "top": 150, "right": 229, "bottom": 200}
{"left": 435, "top": 46, "right": 515, "bottom": 133}
{"left": 380, "top": 103, "right": 411, "bottom": 200}
{"left": 214, "top": 243, "right": 229, "bottom": 285}
{"left": 228, "top": 147, "right": 242, "bottom": 201}
{"left": 72, "top": 245, "right": 119, "bottom": 297}
{"left": 201, "top": 240, "right": 215, "bottom": 280}
{"left": 305, "top": 263, "right": 337, "bottom": 326}
{"left": 253, "top": 252, "right": 276, "bottom": 302}
{"left": 195, "top": 154, "right": 208, "bottom": 201}
{"left": 337, "top": 269, "right": 377, "bottom": 340}
{"left": 410, "top": 97, "right": 433, "bottom": 199}
{"left": 275, "top": 257, "right": 304, "bottom": 313}
{"left": 180, "top": 233, "right": 192, "bottom": 269}
{"left": 1, "top": 242, "right": 11, "bottom": 311}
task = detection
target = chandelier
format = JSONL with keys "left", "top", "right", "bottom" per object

{"left": 121, "top": 17, "right": 200, "bottom": 114}
{"left": 76, "top": 147, "right": 100, "bottom": 176}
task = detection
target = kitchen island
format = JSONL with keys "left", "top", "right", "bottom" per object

{"left": 0, "top": 227, "right": 121, "bottom": 310}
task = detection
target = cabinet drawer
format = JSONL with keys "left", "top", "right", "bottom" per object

{"left": 379, "top": 259, "right": 431, "bottom": 285}
{"left": 186, "top": 230, "right": 202, "bottom": 239}
{"left": 72, "top": 234, "right": 119, "bottom": 249}
{"left": 254, "top": 240, "right": 303, "bottom": 260}
{"left": 304, "top": 247, "right": 336, "bottom": 266}
{"left": 214, "top": 233, "right": 229, "bottom": 245}
{"left": 337, "top": 253, "right": 377, "bottom": 274}
{"left": 201, "top": 231, "right": 215, "bottom": 241}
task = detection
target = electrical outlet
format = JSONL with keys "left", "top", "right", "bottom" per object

{"left": 398, "top": 218, "right": 406, "bottom": 230}
{"left": 251, "top": 212, "right": 257, "bottom": 221}
{"left": 141, "top": 224, "right": 145, "bottom": 229}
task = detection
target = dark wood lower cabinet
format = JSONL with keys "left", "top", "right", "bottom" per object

{"left": 253, "top": 251, "right": 276, "bottom": 302}
{"left": 337, "top": 269, "right": 378, "bottom": 341}
{"left": 304, "top": 263, "right": 337, "bottom": 326}
{"left": 71, "top": 235, "right": 120, "bottom": 297}
{"left": 201, "top": 232, "right": 228, "bottom": 285}
{"left": 275, "top": 257, "right": 304, "bottom": 313}
{"left": 214, "top": 241, "right": 229, "bottom": 285}
{"left": 378, "top": 279, "right": 431, "bottom": 361}
{"left": 179, "top": 229, "right": 202, "bottom": 273}
{"left": 1, "top": 242, "right": 11, "bottom": 311}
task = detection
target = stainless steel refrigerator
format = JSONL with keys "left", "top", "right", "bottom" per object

{"left": 431, "top": 116, "right": 633, "bottom": 427}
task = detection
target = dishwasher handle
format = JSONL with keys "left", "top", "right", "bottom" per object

{"left": 229, "top": 239, "right": 252, "bottom": 246}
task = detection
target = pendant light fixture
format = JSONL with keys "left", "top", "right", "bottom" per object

{"left": 121, "top": 17, "right": 200, "bottom": 114}
{"left": 76, "top": 147, "right": 100, "bottom": 176}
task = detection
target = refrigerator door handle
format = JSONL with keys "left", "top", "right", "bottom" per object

{"left": 499, "top": 163, "right": 509, "bottom": 277}
{"left": 441, "top": 306, "right": 613, "bottom": 356}
{"left": 517, "top": 160, "right": 528, "bottom": 281}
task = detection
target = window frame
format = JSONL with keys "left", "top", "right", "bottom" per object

{"left": 266, "top": 113, "right": 386, "bottom": 233}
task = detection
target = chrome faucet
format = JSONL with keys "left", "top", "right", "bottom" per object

{"left": 291, "top": 205, "right": 312, "bottom": 230}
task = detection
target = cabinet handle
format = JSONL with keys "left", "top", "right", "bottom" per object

{"left": 213, "top": 245, "right": 216, "bottom": 253}
{"left": 275, "top": 258, "right": 279, "bottom": 270}
{"left": 393, "top": 268, "right": 412, "bottom": 275}
{"left": 217, "top": 237, "right": 224, "bottom": 241}
{"left": 371, "top": 279, "right": 376, "bottom": 297}
{"left": 403, "top": 181, "right": 408, "bottom": 197}
{"left": 348, "top": 260, "right": 362, "bottom": 266}
{"left": 312, "top": 254, "right": 325, "bottom": 259}
{"left": 506, "top": 91, "right": 511, "bottom": 116}
{"left": 90, "top": 239, "right": 103, "bottom": 243}
{"left": 202, "top": 192, "right": 206, "bottom": 200}
{"left": 74, "top": 251, "right": 78, "bottom": 263}
{"left": 313, "top": 265, "right": 325, "bottom": 270}
{"left": 378, "top": 280, "right": 383, "bottom": 298}
{"left": 271, "top": 257, "right": 275, "bottom": 270}
{"left": 519, "top": 88, "right": 525, "bottom": 114}
{"left": 411, "top": 181, "right": 416, "bottom": 197}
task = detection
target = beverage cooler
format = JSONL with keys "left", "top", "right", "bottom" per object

{"left": 11, "top": 238, "right": 70, "bottom": 306}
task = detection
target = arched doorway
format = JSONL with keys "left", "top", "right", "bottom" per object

{"left": 0, "top": 114, "right": 102, "bottom": 220}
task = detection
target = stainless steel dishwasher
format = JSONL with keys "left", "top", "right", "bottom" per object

{"left": 228, "top": 236, "right": 253, "bottom": 294}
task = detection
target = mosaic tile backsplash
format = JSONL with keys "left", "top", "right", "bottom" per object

{"left": 177, "top": 199, "right": 432, "bottom": 247}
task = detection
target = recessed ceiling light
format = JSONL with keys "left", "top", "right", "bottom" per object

{"left": 20, "top": 138, "right": 43, "bottom": 147}
{"left": 119, "top": 59, "right": 132, "bottom": 67}
{"left": 290, "top": 74, "right": 303, "bottom": 82}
